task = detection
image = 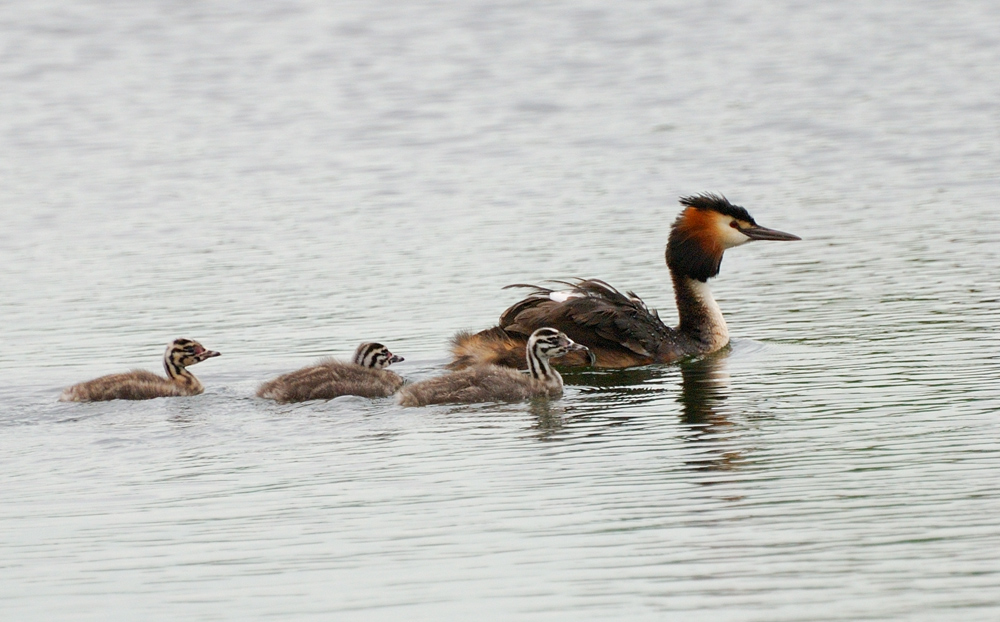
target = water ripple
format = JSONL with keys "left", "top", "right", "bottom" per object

{"left": 4, "top": 0, "right": 1000, "bottom": 619}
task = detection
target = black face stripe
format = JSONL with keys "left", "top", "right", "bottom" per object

{"left": 354, "top": 342, "right": 394, "bottom": 368}
{"left": 529, "top": 330, "right": 571, "bottom": 356}
{"left": 526, "top": 328, "right": 570, "bottom": 382}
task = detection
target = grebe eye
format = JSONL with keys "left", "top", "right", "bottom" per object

{"left": 730, "top": 221, "right": 739, "bottom": 229}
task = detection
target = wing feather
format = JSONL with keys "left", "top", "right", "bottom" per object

{"left": 499, "top": 279, "right": 675, "bottom": 357}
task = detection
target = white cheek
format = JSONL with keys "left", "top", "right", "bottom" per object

{"left": 720, "top": 224, "right": 751, "bottom": 248}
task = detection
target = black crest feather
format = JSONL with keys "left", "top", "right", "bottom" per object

{"left": 679, "top": 193, "right": 756, "bottom": 225}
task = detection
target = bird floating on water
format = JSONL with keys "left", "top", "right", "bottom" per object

{"left": 257, "top": 342, "right": 404, "bottom": 403}
{"left": 60, "top": 338, "right": 221, "bottom": 401}
{"left": 449, "top": 194, "right": 800, "bottom": 369}
{"left": 398, "top": 327, "right": 587, "bottom": 406}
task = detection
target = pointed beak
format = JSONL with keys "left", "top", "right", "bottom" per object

{"left": 742, "top": 224, "right": 801, "bottom": 241}
{"left": 199, "top": 350, "right": 221, "bottom": 361}
{"left": 389, "top": 354, "right": 404, "bottom": 364}
{"left": 567, "top": 340, "right": 588, "bottom": 352}
{"left": 563, "top": 339, "right": 594, "bottom": 366}
{"left": 568, "top": 341, "right": 590, "bottom": 358}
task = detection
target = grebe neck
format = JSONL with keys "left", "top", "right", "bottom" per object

{"left": 526, "top": 346, "right": 563, "bottom": 391}
{"left": 672, "top": 272, "right": 729, "bottom": 351}
{"left": 163, "top": 352, "right": 203, "bottom": 392}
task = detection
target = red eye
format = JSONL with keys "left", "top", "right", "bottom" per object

{"left": 730, "top": 221, "right": 739, "bottom": 229}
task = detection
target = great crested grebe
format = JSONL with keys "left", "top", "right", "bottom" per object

{"left": 449, "top": 194, "right": 800, "bottom": 369}
{"left": 398, "top": 327, "right": 587, "bottom": 406}
{"left": 59, "top": 338, "right": 221, "bottom": 401}
{"left": 257, "top": 342, "right": 404, "bottom": 402}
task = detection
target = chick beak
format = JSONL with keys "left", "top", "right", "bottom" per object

{"left": 565, "top": 340, "right": 595, "bottom": 365}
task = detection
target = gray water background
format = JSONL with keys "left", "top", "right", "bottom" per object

{"left": 2, "top": 1, "right": 1000, "bottom": 619}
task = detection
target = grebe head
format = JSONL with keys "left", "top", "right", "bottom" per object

{"left": 527, "top": 328, "right": 589, "bottom": 360}
{"left": 667, "top": 193, "right": 800, "bottom": 282}
{"left": 353, "top": 342, "right": 403, "bottom": 369}
{"left": 166, "top": 338, "right": 221, "bottom": 368}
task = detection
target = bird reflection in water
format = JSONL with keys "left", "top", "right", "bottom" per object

{"left": 678, "top": 350, "right": 748, "bottom": 474}
{"left": 530, "top": 365, "right": 679, "bottom": 439}
{"left": 529, "top": 397, "right": 566, "bottom": 439}
{"left": 528, "top": 350, "right": 753, "bottom": 471}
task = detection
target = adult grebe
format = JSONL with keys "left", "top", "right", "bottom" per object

{"left": 60, "top": 338, "right": 221, "bottom": 401}
{"left": 398, "top": 328, "right": 587, "bottom": 406}
{"left": 257, "top": 342, "right": 404, "bottom": 402}
{"left": 449, "top": 194, "right": 800, "bottom": 369}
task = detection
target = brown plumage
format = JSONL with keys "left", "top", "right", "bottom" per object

{"left": 257, "top": 342, "right": 404, "bottom": 403}
{"left": 449, "top": 194, "right": 800, "bottom": 370}
{"left": 59, "top": 338, "right": 221, "bottom": 402}
{"left": 398, "top": 328, "right": 587, "bottom": 407}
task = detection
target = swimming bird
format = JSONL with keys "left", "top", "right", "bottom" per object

{"left": 449, "top": 194, "right": 800, "bottom": 369}
{"left": 60, "top": 338, "right": 221, "bottom": 401}
{"left": 256, "top": 342, "right": 404, "bottom": 402}
{"left": 398, "top": 327, "right": 587, "bottom": 406}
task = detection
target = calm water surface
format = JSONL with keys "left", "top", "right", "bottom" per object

{"left": 2, "top": 1, "right": 1000, "bottom": 620}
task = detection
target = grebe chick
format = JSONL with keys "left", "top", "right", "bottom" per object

{"left": 59, "top": 338, "right": 221, "bottom": 402}
{"left": 398, "top": 328, "right": 587, "bottom": 407}
{"left": 449, "top": 194, "right": 800, "bottom": 369}
{"left": 256, "top": 342, "right": 404, "bottom": 403}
